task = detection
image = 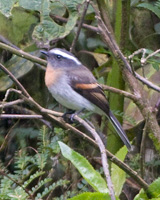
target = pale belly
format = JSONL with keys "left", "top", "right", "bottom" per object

{"left": 48, "top": 80, "right": 95, "bottom": 111}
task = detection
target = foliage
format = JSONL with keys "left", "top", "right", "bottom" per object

{"left": 0, "top": 126, "right": 68, "bottom": 200}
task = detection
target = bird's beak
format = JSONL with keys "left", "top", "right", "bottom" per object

{"left": 40, "top": 50, "right": 48, "bottom": 57}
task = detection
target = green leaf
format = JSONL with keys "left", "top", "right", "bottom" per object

{"left": 58, "top": 142, "right": 108, "bottom": 194}
{"left": 134, "top": 189, "right": 149, "bottom": 200}
{"left": 0, "top": 6, "right": 38, "bottom": 46}
{"left": 68, "top": 192, "right": 113, "bottom": 200}
{"left": 19, "top": 0, "right": 42, "bottom": 11}
{"left": 148, "top": 178, "right": 160, "bottom": 198}
{"left": 152, "top": 63, "right": 159, "bottom": 71}
{"left": 0, "top": 54, "right": 35, "bottom": 91}
{"left": 134, "top": 178, "right": 160, "bottom": 199}
{"left": 8, "top": 186, "right": 28, "bottom": 200}
{"left": 111, "top": 146, "right": 128, "bottom": 196}
{"left": 32, "top": 0, "right": 86, "bottom": 46}
{"left": 0, "top": 0, "right": 17, "bottom": 17}
{"left": 137, "top": 3, "right": 160, "bottom": 18}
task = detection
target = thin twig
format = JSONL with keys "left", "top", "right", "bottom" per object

{"left": 0, "top": 63, "right": 30, "bottom": 97}
{"left": 129, "top": 48, "right": 160, "bottom": 65}
{"left": 0, "top": 35, "right": 20, "bottom": 50}
{"left": 0, "top": 114, "right": 43, "bottom": 119}
{"left": 51, "top": 15, "right": 99, "bottom": 33}
{"left": 0, "top": 99, "right": 24, "bottom": 109}
{"left": 128, "top": 48, "right": 146, "bottom": 63}
{"left": 145, "top": 49, "right": 160, "bottom": 62}
{"left": 70, "top": 0, "right": 91, "bottom": 53}
{"left": 101, "top": 84, "right": 138, "bottom": 102}
{"left": 74, "top": 115, "right": 116, "bottom": 200}
{"left": 135, "top": 73, "right": 160, "bottom": 93}
{"left": 128, "top": 49, "right": 160, "bottom": 92}
{"left": 0, "top": 42, "right": 47, "bottom": 66}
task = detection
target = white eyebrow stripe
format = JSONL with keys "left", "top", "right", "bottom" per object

{"left": 50, "top": 49, "right": 81, "bottom": 65}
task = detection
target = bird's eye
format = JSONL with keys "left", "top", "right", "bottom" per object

{"left": 56, "top": 55, "right": 62, "bottom": 60}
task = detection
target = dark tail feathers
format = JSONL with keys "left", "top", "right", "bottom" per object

{"left": 108, "top": 111, "right": 131, "bottom": 151}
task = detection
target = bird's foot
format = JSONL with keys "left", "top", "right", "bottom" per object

{"left": 62, "top": 110, "right": 75, "bottom": 123}
{"left": 62, "top": 108, "right": 85, "bottom": 123}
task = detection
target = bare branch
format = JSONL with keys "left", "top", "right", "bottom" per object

{"left": 0, "top": 114, "right": 43, "bottom": 119}
{"left": 0, "top": 63, "right": 30, "bottom": 97}
{"left": 129, "top": 48, "right": 160, "bottom": 66}
{"left": 135, "top": 73, "right": 160, "bottom": 92}
{"left": 0, "top": 99, "right": 24, "bottom": 108}
{"left": 51, "top": 15, "right": 99, "bottom": 33}
{"left": 128, "top": 49, "right": 160, "bottom": 92}
{"left": 0, "top": 42, "right": 47, "bottom": 66}
{"left": 101, "top": 84, "right": 138, "bottom": 102}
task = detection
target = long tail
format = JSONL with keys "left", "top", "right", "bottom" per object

{"left": 107, "top": 110, "right": 131, "bottom": 151}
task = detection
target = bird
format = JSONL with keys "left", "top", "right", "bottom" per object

{"left": 41, "top": 48, "right": 131, "bottom": 150}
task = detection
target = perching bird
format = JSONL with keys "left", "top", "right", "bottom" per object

{"left": 41, "top": 48, "right": 131, "bottom": 150}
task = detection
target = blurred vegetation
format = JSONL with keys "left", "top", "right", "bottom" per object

{"left": 0, "top": 0, "right": 160, "bottom": 199}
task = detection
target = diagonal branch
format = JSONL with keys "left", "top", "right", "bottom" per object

{"left": 0, "top": 63, "right": 30, "bottom": 97}
{"left": 0, "top": 42, "right": 47, "bottom": 66}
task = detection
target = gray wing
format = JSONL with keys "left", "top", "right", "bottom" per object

{"left": 66, "top": 66, "right": 110, "bottom": 115}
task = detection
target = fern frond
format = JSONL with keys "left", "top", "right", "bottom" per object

{"left": 155, "top": 0, "right": 160, "bottom": 8}
{"left": 23, "top": 171, "right": 45, "bottom": 188}
{"left": 7, "top": 186, "right": 28, "bottom": 200}
{"left": 35, "top": 179, "right": 69, "bottom": 200}
{"left": 31, "top": 178, "right": 52, "bottom": 195}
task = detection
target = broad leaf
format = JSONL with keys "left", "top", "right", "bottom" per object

{"left": 68, "top": 192, "right": 114, "bottom": 200}
{"left": 111, "top": 146, "right": 128, "bottom": 196}
{"left": 148, "top": 178, "right": 160, "bottom": 198}
{"left": 0, "top": 54, "right": 35, "bottom": 91}
{"left": 32, "top": 0, "right": 86, "bottom": 46}
{"left": 19, "top": 0, "right": 42, "bottom": 11}
{"left": 0, "top": 6, "right": 38, "bottom": 46}
{"left": 58, "top": 142, "right": 108, "bottom": 194}
{"left": 134, "top": 189, "right": 149, "bottom": 200}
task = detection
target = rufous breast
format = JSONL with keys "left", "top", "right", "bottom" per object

{"left": 45, "top": 64, "right": 62, "bottom": 88}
